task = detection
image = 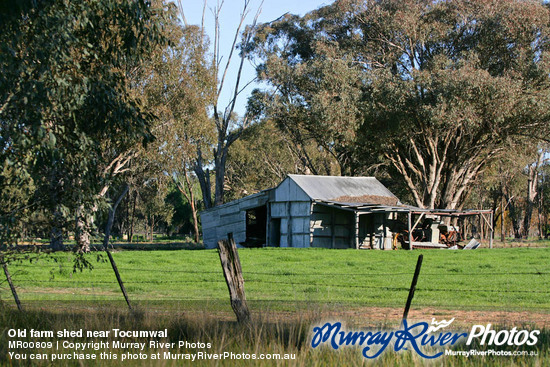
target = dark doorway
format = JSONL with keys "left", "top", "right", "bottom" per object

{"left": 269, "top": 218, "right": 281, "bottom": 247}
{"left": 244, "top": 205, "right": 267, "bottom": 247}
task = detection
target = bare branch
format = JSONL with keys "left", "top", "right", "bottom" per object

{"left": 225, "top": 1, "right": 263, "bottom": 121}
{"left": 232, "top": 76, "right": 258, "bottom": 105}
{"left": 177, "top": 0, "right": 189, "bottom": 27}
{"left": 386, "top": 149, "right": 423, "bottom": 207}
{"left": 217, "top": 0, "right": 252, "bottom": 98}
{"left": 103, "top": 150, "right": 139, "bottom": 177}
{"left": 201, "top": 0, "right": 208, "bottom": 32}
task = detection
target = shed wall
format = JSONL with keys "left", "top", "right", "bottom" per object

{"left": 200, "top": 192, "right": 269, "bottom": 249}
{"left": 270, "top": 178, "right": 311, "bottom": 247}
{"left": 310, "top": 204, "right": 354, "bottom": 248}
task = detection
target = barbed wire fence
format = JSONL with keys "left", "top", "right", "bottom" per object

{"left": 2, "top": 260, "right": 550, "bottom": 318}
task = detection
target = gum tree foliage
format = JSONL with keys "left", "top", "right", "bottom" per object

{"left": 225, "top": 119, "right": 340, "bottom": 201}
{"left": 0, "top": 0, "right": 165, "bottom": 250}
{"left": 71, "top": 1, "right": 202, "bottom": 251}
{"left": 251, "top": 0, "right": 550, "bottom": 209}
{"left": 141, "top": 14, "right": 215, "bottom": 243}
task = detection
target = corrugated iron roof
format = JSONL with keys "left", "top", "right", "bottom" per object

{"left": 288, "top": 175, "right": 399, "bottom": 204}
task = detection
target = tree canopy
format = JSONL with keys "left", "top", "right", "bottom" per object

{"left": 251, "top": 0, "right": 550, "bottom": 209}
{"left": 0, "top": 0, "right": 167, "bottom": 248}
{"left": 1, "top": 0, "right": 550, "bottom": 249}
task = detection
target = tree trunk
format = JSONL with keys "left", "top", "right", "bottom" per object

{"left": 129, "top": 191, "right": 137, "bottom": 242}
{"left": 213, "top": 144, "right": 228, "bottom": 207}
{"left": 538, "top": 209, "right": 543, "bottom": 240}
{"left": 75, "top": 205, "right": 91, "bottom": 252}
{"left": 387, "top": 133, "right": 489, "bottom": 211}
{"left": 500, "top": 194, "right": 505, "bottom": 242}
{"left": 194, "top": 146, "right": 212, "bottom": 209}
{"left": 48, "top": 166, "right": 64, "bottom": 251}
{"left": 75, "top": 217, "right": 90, "bottom": 252}
{"left": 104, "top": 186, "right": 128, "bottom": 245}
{"left": 508, "top": 198, "right": 522, "bottom": 239}
{"left": 521, "top": 152, "right": 543, "bottom": 239}
{"left": 189, "top": 190, "right": 200, "bottom": 243}
{"left": 538, "top": 182, "right": 545, "bottom": 239}
{"left": 150, "top": 216, "right": 155, "bottom": 242}
{"left": 196, "top": 139, "right": 230, "bottom": 209}
{"left": 74, "top": 183, "right": 113, "bottom": 252}
{"left": 50, "top": 208, "right": 64, "bottom": 251}
{"left": 177, "top": 165, "right": 200, "bottom": 243}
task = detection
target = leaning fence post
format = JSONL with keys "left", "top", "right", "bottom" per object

{"left": 1, "top": 257, "right": 23, "bottom": 312}
{"left": 102, "top": 185, "right": 132, "bottom": 311}
{"left": 402, "top": 254, "right": 423, "bottom": 323}
{"left": 218, "top": 233, "right": 251, "bottom": 324}
{"left": 105, "top": 248, "right": 132, "bottom": 311}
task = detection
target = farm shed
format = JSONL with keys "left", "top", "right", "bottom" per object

{"left": 200, "top": 175, "right": 408, "bottom": 249}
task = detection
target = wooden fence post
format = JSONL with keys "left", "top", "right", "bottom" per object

{"left": 1, "top": 257, "right": 23, "bottom": 311}
{"left": 402, "top": 254, "right": 423, "bottom": 323}
{"left": 105, "top": 248, "right": 132, "bottom": 311}
{"left": 218, "top": 233, "right": 251, "bottom": 324}
{"left": 102, "top": 185, "right": 132, "bottom": 311}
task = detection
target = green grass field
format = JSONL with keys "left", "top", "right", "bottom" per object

{"left": 2, "top": 247, "right": 549, "bottom": 312}
{"left": 2, "top": 247, "right": 549, "bottom": 366}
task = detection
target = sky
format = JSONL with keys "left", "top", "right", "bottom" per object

{"left": 178, "top": 0, "right": 331, "bottom": 116}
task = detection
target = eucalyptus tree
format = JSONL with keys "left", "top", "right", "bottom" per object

{"left": 179, "top": 0, "right": 264, "bottom": 208}
{"left": 225, "top": 119, "right": 338, "bottom": 201}
{"left": 141, "top": 17, "right": 215, "bottom": 243}
{"left": 251, "top": 0, "right": 550, "bottom": 209}
{"left": 521, "top": 148, "right": 548, "bottom": 238}
{"left": 0, "top": 0, "right": 166, "bottom": 250}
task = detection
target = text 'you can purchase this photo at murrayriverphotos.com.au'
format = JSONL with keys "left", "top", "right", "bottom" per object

{"left": 6, "top": 328, "right": 297, "bottom": 362}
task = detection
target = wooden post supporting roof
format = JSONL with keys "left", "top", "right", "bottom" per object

{"left": 354, "top": 212, "right": 359, "bottom": 249}
{"left": 489, "top": 211, "right": 494, "bottom": 249}
{"left": 408, "top": 211, "right": 413, "bottom": 250}
{"left": 331, "top": 208, "right": 336, "bottom": 249}
{"left": 382, "top": 213, "right": 387, "bottom": 250}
